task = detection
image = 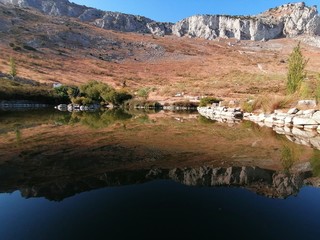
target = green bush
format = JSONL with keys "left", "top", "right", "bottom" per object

{"left": 137, "top": 87, "right": 152, "bottom": 99}
{"left": 241, "top": 101, "right": 255, "bottom": 113}
{"left": 78, "top": 81, "right": 132, "bottom": 106}
{"left": 71, "top": 96, "right": 93, "bottom": 105}
{"left": 199, "top": 97, "right": 221, "bottom": 107}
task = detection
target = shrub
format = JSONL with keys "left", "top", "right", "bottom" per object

{"left": 286, "top": 42, "right": 308, "bottom": 94}
{"left": 172, "top": 101, "right": 198, "bottom": 108}
{"left": 112, "top": 90, "right": 133, "bottom": 105}
{"left": 299, "top": 81, "right": 311, "bottom": 98}
{"left": 199, "top": 97, "right": 221, "bottom": 107}
{"left": 77, "top": 81, "right": 133, "bottom": 106}
{"left": 137, "top": 87, "right": 152, "bottom": 99}
{"left": 241, "top": 100, "right": 255, "bottom": 113}
{"left": 71, "top": 96, "right": 93, "bottom": 105}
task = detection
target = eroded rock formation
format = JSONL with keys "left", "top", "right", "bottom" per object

{"left": 173, "top": 2, "right": 320, "bottom": 40}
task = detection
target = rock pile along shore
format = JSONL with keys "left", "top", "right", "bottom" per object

{"left": 197, "top": 106, "right": 243, "bottom": 124}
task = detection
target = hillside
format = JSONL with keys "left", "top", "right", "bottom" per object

{"left": 0, "top": 1, "right": 320, "bottom": 102}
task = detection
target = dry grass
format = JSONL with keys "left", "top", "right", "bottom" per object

{"left": 242, "top": 94, "right": 297, "bottom": 113}
{"left": 1, "top": 5, "right": 320, "bottom": 103}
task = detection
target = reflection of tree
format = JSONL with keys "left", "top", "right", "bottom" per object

{"left": 280, "top": 145, "right": 298, "bottom": 173}
{"left": 310, "top": 150, "right": 320, "bottom": 177}
{"left": 198, "top": 115, "right": 216, "bottom": 124}
{"left": 14, "top": 128, "right": 21, "bottom": 146}
{"left": 69, "top": 109, "right": 132, "bottom": 129}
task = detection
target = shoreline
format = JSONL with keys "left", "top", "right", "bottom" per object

{"left": 0, "top": 100, "right": 51, "bottom": 110}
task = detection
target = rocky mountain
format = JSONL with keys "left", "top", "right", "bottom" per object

{"left": 173, "top": 2, "right": 320, "bottom": 41}
{"left": 0, "top": 0, "right": 172, "bottom": 36}
{"left": 0, "top": 0, "right": 319, "bottom": 41}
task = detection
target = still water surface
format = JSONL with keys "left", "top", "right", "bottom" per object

{"left": 0, "top": 109, "right": 320, "bottom": 239}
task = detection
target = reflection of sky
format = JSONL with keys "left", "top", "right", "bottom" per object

{"left": 0, "top": 183, "right": 320, "bottom": 239}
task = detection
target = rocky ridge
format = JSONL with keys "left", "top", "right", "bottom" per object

{"left": 0, "top": 0, "right": 319, "bottom": 41}
{"left": 0, "top": 0, "right": 172, "bottom": 36}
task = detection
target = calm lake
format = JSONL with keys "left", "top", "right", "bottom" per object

{"left": 1, "top": 109, "right": 320, "bottom": 239}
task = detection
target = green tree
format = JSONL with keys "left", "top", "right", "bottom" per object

{"left": 67, "top": 86, "right": 80, "bottom": 99}
{"left": 286, "top": 42, "right": 308, "bottom": 94}
{"left": 78, "top": 81, "right": 132, "bottom": 106}
{"left": 9, "top": 57, "right": 17, "bottom": 79}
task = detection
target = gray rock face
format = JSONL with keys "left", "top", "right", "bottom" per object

{"left": 172, "top": 15, "right": 284, "bottom": 41}
{"left": 0, "top": 0, "right": 86, "bottom": 17}
{"left": 261, "top": 2, "right": 320, "bottom": 37}
{"left": 172, "top": 2, "right": 320, "bottom": 40}
{"left": 0, "top": 0, "right": 172, "bottom": 36}
{"left": 94, "top": 11, "right": 172, "bottom": 36}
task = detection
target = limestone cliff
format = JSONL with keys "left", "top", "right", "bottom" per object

{"left": 172, "top": 2, "right": 320, "bottom": 40}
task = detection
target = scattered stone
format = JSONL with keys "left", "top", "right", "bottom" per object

{"left": 297, "top": 100, "right": 317, "bottom": 108}
{"left": 287, "top": 108, "right": 299, "bottom": 114}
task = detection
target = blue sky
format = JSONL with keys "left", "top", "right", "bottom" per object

{"left": 71, "top": 0, "right": 319, "bottom": 22}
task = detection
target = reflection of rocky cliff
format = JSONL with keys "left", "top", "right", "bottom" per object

{"left": 0, "top": 163, "right": 315, "bottom": 201}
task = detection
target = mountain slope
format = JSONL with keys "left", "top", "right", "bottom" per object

{"left": 0, "top": 2, "right": 320, "bottom": 101}
{"left": 0, "top": 0, "right": 173, "bottom": 36}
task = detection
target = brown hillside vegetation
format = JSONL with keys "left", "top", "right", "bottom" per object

{"left": 1, "top": 4, "right": 320, "bottom": 102}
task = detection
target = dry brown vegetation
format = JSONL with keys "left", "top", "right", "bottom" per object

{"left": 1, "top": 5, "right": 320, "bottom": 104}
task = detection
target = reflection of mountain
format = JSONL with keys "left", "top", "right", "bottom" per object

{"left": 0, "top": 163, "right": 314, "bottom": 201}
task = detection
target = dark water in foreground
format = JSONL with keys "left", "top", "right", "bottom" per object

{"left": 1, "top": 182, "right": 320, "bottom": 240}
{"left": 1, "top": 109, "right": 320, "bottom": 239}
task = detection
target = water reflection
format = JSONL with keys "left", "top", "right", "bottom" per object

{"left": 0, "top": 165, "right": 312, "bottom": 201}
{"left": 65, "top": 109, "right": 132, "bottom": 129}
{"left": 0, "top": 109, "right": 319, "bottom": 201}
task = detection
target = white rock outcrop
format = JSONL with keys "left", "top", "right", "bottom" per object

{"left": 260, "top": 2, "right": 320, "bottom": 37}
{"left": 172, "top": 15, "right": 284, "bottom": 41}
{"left": 172, "top": 2, "right": 320, "bottom": 40}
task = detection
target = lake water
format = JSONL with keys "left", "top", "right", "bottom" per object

{"left": 0, "top": 109, "right": 320, "bottom": 239}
